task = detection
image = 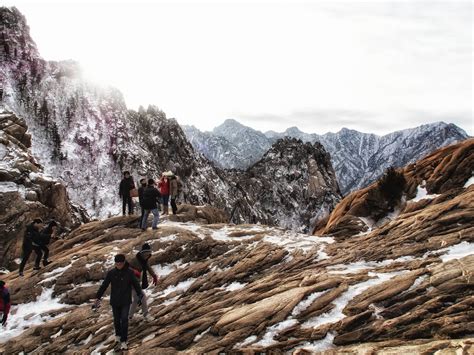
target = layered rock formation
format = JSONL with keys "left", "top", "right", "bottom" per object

{"left": 314, "top": 139, "right": 474, "bottom": 237}
{"left": 0, "top": 108, "right": 87, "bottom": 269}
{"left": 0, "top": 141, "right": 472, "bottom": 353}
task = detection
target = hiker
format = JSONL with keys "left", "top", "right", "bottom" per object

{"left": 137, "top": 178, "right": 147, "bottom": 228}
{"left": 19, "top": 218, "right": 44, "bottom": 276}
{"left": 119, "top": 171, "right": 135, "bottom": 216}
{"left": 95, "top": 254, "right": 143, "bottom": 350}
{"left": 141, "top": 179, "right": 161, "bottom": 230}
{"left": 128, "top": 243, "right": 158, "bottom": 321}
{"left": 0, "top": 280, "right": 10, "bottom": 327}
{"left": 158, "top": 172, "right": 171, "bottom": 215}
{"left": 169, "top": 173, "right": 179, "bottom": 215}
{"left": 35, "top": 220, "right": 58, "bottom": 267}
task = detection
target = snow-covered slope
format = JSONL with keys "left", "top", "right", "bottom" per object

{"left": 185, "top": 120, "right": 469, "bottom": 195}
{"left": 183, "top": 119, "right": 273, "bottom": 169}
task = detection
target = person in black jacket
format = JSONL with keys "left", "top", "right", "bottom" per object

{"left": 19, "top": 218, "right": 44, "bottom": 276}
{"left": 140, "top": 179, "right": 161, "bottom": 231}
{"left": 95, "top": 254, "right": 143, "bottom": 350}
{"left": 119, "top": 171, "right": 135, "bottom": 216}
{"left": 34, "top": 220, "right": 58, "bottom": 268}
{"left": 137, "top": 178, "right": 147, "bottom": 228}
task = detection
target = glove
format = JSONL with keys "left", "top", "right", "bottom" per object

{"left": 2, "top": 314, "right": 8, "bottom": 326}
{"left": 152, "top": 275, "right": 158, "bottom": 286}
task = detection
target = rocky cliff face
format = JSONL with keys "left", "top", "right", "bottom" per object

{"left": 184, "top": 120, "right": 469, "bottom": 195}
{"left": 0, "top": 108, "right": 87, "bottom": 269}
{"left": 0, "top": 7, "right": 341, "bottom": 231}
{"left": 224, "top": 137, "right": 341, "bottom": 232}
{"left": 0, "top": 140, "right": 472, "bottom": 353}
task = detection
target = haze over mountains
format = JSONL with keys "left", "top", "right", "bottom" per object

{"left": 183, "top": 119, "right": 469, "bottom": 194}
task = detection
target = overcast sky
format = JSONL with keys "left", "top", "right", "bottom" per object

{"left": 4, "top": 0, "right": 473, "bottom": 135}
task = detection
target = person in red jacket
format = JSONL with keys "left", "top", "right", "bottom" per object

{"left": 0, "top": 280, "right": 11, "bottom": 327}
{"left": 158, "top": 173, "right": 171, "bottom": 215}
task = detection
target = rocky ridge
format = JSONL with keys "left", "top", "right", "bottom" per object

{"left": 0, "top": 140, "right": 472, "bottom": 353}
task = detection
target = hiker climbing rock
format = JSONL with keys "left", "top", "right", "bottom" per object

{"left": 128, "top": 243, "right": 158, "bottom": 321}
{"left": 141, "top": 179, "right": 161, "bottom": 230}
{"left": 19, "top": 218, "right": 44, "bottom": 276}
{"left": 36, "top": 220, "right": 58, "bottom": 267}
{"left": 95, "top": 254, "right": 143, "bottom": 350}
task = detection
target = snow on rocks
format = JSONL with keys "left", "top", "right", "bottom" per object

{"left": 411, "top": 183, "right": 440, "bottom": 202}
{"left": 1, "top": 288, "right": 70, "bottom": 344}
{"left": 0, "top": 183, "right": 473, "bottom": 355}
{"left": 464, "top": 174, "right": 474, "bottom": 188}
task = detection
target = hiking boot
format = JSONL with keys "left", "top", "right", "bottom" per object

{"left": 120, "top": 342, "right": 128, "bottom": 350}
{"left": 43, "top": 260, "right": 51, "bottom": 266}
{"left": 33, "top": 266, "right": 41, "bottom": 271}
{"left": 115, "top": 335, "right": 121, "bottom": 343}
{"left": 19, "top": 272, "right": 24, "bottom": 277}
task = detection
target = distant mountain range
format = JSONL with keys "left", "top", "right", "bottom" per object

{"left": 182, "top": 119, "right": 469, "bottom": 194}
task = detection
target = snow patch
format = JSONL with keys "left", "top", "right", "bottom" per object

{"left": 223, "top": 281, "right": 247, "bottom": 291}
{"left": 302, "top": 271, "right": 405, "bottom": 329}
{"left": 235, "top": 335, "right": 258, "bottom": 348}
{"left": 193, "top": 327, "right": 210, "bottom": 342}
{"left": 464, "top": 175, "right": 474, "bottom": 188}
{"left": 292, "top": 291, "right": 328, "bottom": 317}
{"left": 252, "top": 319, "right": 298, "bottom": 347}
{"left": 411, "top": 184, "right": 440, "bottom": 202}
{"left": 1, "top": 288, "right": 70, "bottom": 343}
{"left": 438, "top": 241, "right": 474, "bottom": 262}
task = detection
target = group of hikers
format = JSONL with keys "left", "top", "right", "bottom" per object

{"left": 7, "top": 242, "right": 157, "bottom": 351}
{"left": 119, "top": 170, "right": 182, "bottom": 230}
{"left": 94, "top": 245, "right": 158, "bottom": 350}
{"left": 4, "top": 171, "right": 181, "bottom": 346}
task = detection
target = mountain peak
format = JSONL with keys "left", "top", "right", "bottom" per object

{"left": 284, "top": 126, "right": 303, "bottom": 135}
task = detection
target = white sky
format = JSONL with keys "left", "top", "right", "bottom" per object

{"left": 4, "top": 0, "right": 473, "bottom": 135}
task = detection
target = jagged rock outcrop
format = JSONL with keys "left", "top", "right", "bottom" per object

{"left": 0, "top": 109, "right": 87, "bottom": 269}
{"left": 225, "top": 137, "right": 341, "bottom": 232}
{"left": 0, "top": 143, "right": 472, "bottom": 353}
{"left": 314, "top": 139, "right": 473, "bottom": 237}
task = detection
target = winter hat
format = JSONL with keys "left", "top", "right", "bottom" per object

{"left": 140, "top": 243, "right": 152, "bottom": 254}
{"left": 114, "top": 254, "right": 126, "bottom": 262}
